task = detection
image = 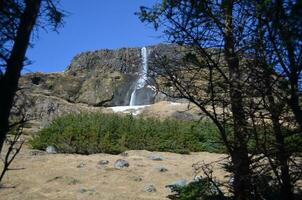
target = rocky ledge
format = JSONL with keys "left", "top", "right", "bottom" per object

{"left": 14, "top": 44, "right": 185, "bottom": 127}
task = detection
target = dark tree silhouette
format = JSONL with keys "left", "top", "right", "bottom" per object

{"left": 0, "top": 0, "right": 64, "bottom": 152}
{"left": 258, "top": 0, "right": 302, "bottom": 131}
{"left": 137, "top": 0, "right": 301, "bottom": 199}
{"left": 0, "top": 0, "right": 41, "bottom": 153}
{"left": 138, "top": 1, "right": 253, "bottom": 199}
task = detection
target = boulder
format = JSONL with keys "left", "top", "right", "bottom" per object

{"left": 114, "top": 159, "right": 129, "bottom": 169}
{"left": 45, "top": 145, "right": 57, "bottom": 154}
{"left": 149, "top": 154, "right": 164, "bottom": 161}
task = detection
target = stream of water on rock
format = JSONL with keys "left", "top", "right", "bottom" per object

{"left": 129, "top": 47, "right": 148, "bottom": 106}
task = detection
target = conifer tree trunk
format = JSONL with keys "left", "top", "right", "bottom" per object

{"left": 271, "top": 111, "right": 293, "bottom": 200}
{"left": 256, "top": 3, "right": 295, "bottom": 198}
{"left": 0, "top": 0, "right": 41, "bottom": 152}
{"left": 263, "top": 68, "right": 293, "bottom": 199}
{"left": 261, "top": 45, "right": 294, "bottom": 200}
{"left": 223, "top": 1, "right": 251, "bottom": 199}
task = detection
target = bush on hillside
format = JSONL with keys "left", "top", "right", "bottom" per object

{"left": 167, "top": 178, "right": 229, "bottom": 200}
{"left": 30, "top": 113, "right": 224, "bottom": 154}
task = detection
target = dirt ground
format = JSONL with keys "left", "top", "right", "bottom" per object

{"left": 0, "top": 101, "right": 229, "bottom": 200}
{"left": 0, "top": 144, "right": 228, "bottom": 200}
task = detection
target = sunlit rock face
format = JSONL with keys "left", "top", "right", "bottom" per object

{"left": 15, "top": 44, "right": 182, "bottom": 125}
{"left": 64, "top": 47, "right": 142, "bottom": 106}
{"left": 19, "top": 44, "right": 178, "bottom": 107}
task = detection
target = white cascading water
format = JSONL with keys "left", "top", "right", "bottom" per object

{"left": 129, "top": 47, "right": 148, "bottom": 106}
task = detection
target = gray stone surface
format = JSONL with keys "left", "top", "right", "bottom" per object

{"left": 143, "top": 184, "right": 157, "bottom": 192}
{"left": 114, "top": 159, "right": 129, "bottom": 169}
{"left": 77, "top": 162, "right": 86, "bottom": 168}
{"left": 149, "top": 154, "right": 164, "bottom": 161}
{"left": 30, "top": 150, "right": 46, "bottom": 156}
{"left": 46, "top": 145, "right": 57, "bottom": 154}
{"left": 14, "top": 44, "right": 185, "bottom": 126}
{"left": 98, "top": 160, "right": 109, "bottom": 165}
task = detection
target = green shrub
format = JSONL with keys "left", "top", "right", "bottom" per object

{"left": 30, "top": 113, "right": 224, "bottom": 154}
{"left": 167, "top": 178, "right": 230, "bottom": 200}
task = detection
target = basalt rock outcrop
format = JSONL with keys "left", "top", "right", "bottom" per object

{"left": 15, "top": 44, "right": 181, "bottom": 126}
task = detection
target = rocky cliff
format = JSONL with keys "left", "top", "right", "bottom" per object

{"left": 16, "top": 44, "right": 181, "bottom": 126}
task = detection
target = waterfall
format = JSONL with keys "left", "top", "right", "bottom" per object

{"left": 129, "top": 47, "right": 148, "bottom": 106}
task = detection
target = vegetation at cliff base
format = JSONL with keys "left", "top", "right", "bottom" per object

{"left": 30, "top": 113, "right": 224, "bottom": 154}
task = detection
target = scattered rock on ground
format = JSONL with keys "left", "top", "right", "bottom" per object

{"left": 30, "top": 150, "right": 46, "bottom": 156}
{"left": 46, "top": 145, "right": 57, "bottom": 154}
{"left": 166, "top": 179, "right": 188, "bottom": 190}
{"left": 114, "top": 159, "right": 129, "bottom": 169}
{"left": 46, "top": 176, "right": 80, "bottom": 185}
{"left": 0, "top": 146, "right": 228, "bottom": 200}
{"left": 149, "top": 154, "right": 164, "bottom": 161}
{"left": 132, "top": 176, "right": 143, "bottom": 182}
{"left": 98, "top": 160, "right": 109, "bottom": 165}
{"left": 79, "top": 187, "right": 96, "bottom": 194}
{"left": 76, "top": 162, "right": 86, "bottom": 168}
{"left": 143, "top": 184, "right": 157, "bottom": 192}
{"left": 119, "top": 152, "right": 128, "bottom": 157}
{"left": 155, "top": 166, "right": 168, "bottom": 172}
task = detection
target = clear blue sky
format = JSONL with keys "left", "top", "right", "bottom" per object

{"left": 25, "top": 0, "right": 163, "bottom": 73}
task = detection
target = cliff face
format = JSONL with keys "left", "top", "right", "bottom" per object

{"left": 20, "top": 47, "right": 141, "bottom": 107}
{"left": 65, "top": 47, "right": 143, "bottom": 106}
{"left": 16, "top": 44, "right": 179, "bottom": 125}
